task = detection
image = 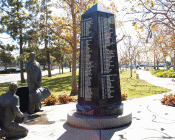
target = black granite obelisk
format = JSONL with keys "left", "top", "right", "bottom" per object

{"left": 67, "top": 4, "right": 132, "bottom": 129}
{"left": 77, "top": 3, "right": 123, "bottom": 116}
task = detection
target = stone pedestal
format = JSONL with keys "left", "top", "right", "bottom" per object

{"left": 67, "top": 102, "right": 132, "bottom": 129}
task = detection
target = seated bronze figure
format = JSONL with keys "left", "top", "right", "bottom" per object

{"left": 0, "top": 82, "right": 28, "bottom": 139}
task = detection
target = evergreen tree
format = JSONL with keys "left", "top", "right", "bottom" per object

{"left": 0, "top": 42, "right": 15, "bottom": 69}
{"left": 38, "top": 0, "right": 53, "bottom": 77}
{"left": 0, "top": 0, "right": 39, "bottom": 83}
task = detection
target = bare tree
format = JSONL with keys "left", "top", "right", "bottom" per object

{"left": 123, "top": 36, "right": 140, "bottom": 77}
{"left": 125, "top": 0, "right": 175, "bottom": 70}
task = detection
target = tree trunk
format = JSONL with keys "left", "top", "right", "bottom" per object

{"left": 134, "top": 57, "right": 137, "bottom": 69}
{"left": 17, "top": 0, "right": 25, "bottom": 83}
{"left": 47, "top": 51, "right": 51, "bottom": 77}
{"left": 157, "top": 60, "right": 159, "bottom": 70}
{"left": 59, "top": 65, "right": 61, "bottom": 74}
{"left": 69, "top": 62, "right": 72, "bottom": 72}
{"left": 146, "top": 55, "right": 148, "bottom": 71}
{"left": 45, "top": 36, "right": 51, "bottom": 77}
{"left": 62, "top": 63, "right": 64, "bottom": 74}
{"left": 154, "top": 53, "right": 156, "bottom": 69}
{"left": 70, "top": 1, "right": 78, "bottom": 96}
{"left": 45, "top": 0, "right": 51, "bottom": 77}
{"left": 130, "top": 61, "right": 132, "bottom": 78}
{"left": 165, "top": 58, "right": 168, "bottom": 70}
{"left": 20, "top": 28, "right": 25, "bottom": 83}
{"left": 70, "top": 47, "right": 78, "bottom": 96}
{"left": 5, "top": 64, "right": 7, "bottom": 70}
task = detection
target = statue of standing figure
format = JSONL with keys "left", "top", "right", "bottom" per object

{"left": 0, "top": 82, "right": 28, "bottom": 139}
{"left": 25, "top": 52, "right": 42, "bottom": 114}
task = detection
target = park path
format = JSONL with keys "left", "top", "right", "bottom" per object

{"left": 0, "top": 68, "right": 71, "bottom": 84}
{"left": 136, "top": 69, "right": 175, "bottom": 91}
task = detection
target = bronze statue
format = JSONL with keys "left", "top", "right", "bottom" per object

{"left": 26, "top": 52, "right": 42, "bottom": 114}
{"left": 0, "top": 82, "right": 28, "bottom": 139}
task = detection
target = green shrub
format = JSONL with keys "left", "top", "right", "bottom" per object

{"left": 44, "top": 94, "right": 58, "bottom": 106}
{"left": 150, "top": 69, "right": 175, "bottom": 77}
{"left": 168, "top": 72, "right": 173, "bottom": 78}
{"left": 168, "top": 70, "right": 174, "bottom": 72}
{"left": 149, "top": 68, "right": 164, "bottom": 75}
{"left": 167, "top": 71, "right": 175, "bottom": 77}
{"left": 156, "top": 72, "right": 164, "bottom": 77}
{"left": 167, "top": 72, "right": 174, "bottom": 77}
{"left": 161, "top": 93, "right": 175, "bottom": 106}
{"left": 121, "top": 93, "right": 128, "bottom": 101}
{"left": 58, "top": 94, "right": 72, "bottom": 104}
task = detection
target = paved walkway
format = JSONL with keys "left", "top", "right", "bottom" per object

{"left": 137, "top": 70, "right": 175, "bottom": 91}
{"left": 0, "top": 69, "right": 71, "bottom": 84}
{"left": 1, "top": 70, "right": 175, "bottom": 140}
{"left": 14, "top": 94, "right": 175, "bottom": 140}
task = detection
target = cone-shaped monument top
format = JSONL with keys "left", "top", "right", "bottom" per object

{"left": 82, "top": 3, "right": 113, "bottom": 15}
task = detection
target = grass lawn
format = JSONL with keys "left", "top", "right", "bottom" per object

{"left": 0, "top": 71, "right": 79, "bottom": 96}
{"left": 0, "top": 70, "right": 171, "bottom": 99}
{"left": 120, "top": 70, "right": 171, "bottom": 99}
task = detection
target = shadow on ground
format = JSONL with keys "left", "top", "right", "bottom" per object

{"left": 56, "top": 122, "right": 131, "bottom": 140}
{"left": 24, "top": 111, "right": 55, "bottom": 125}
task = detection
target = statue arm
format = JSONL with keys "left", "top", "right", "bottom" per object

{"left": 12, "top": 97, "right": 24, "bottom": 122}
{"left": 36, "top": 65, "right": 42, "bottom": 87}
{"left": 38, "top": 66, "right": 42, "bottom": 84}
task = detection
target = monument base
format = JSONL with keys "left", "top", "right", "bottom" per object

{"left": 67, "top": 103, "right": 132, "bottom": 129}
{"left": 76, "top": 102, "right": 123, "bottom": 116}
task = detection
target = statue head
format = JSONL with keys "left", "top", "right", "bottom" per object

{"left": 9, "top": 82, "right": 18, "bottom": 93}
{"left": 29, "top": 52, "right": 35, "bottom": 62}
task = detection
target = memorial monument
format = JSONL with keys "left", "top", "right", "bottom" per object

{"left": 0, "top": 82, "right": 28, "bottom": 139}
{"left": 67, "top": 4, "right": 132, "bottom": 129}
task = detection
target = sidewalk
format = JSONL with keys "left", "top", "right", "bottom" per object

{"left": 0, "top": 69, "right": 70, "bottom": 84}
{"left": 16, "top": 93, "right": 175, "bottom": 140}
{"left": 137, "top": 70, "right": 175, "bottom": 91}
{"left": 3, "top": 70, "right": 175, "bottom": 140}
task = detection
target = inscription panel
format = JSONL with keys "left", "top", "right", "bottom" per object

{"left": 79, "top": 12, "right": 120, "bottom": 104}
{"left": 101, "top": 74, "right": 118, "bottom": 99}
{"left": 80, "top": 17, "right": 94, "bottom": 101}
{"left": 98, "top": 14, "right": 118, "bottom": 99}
